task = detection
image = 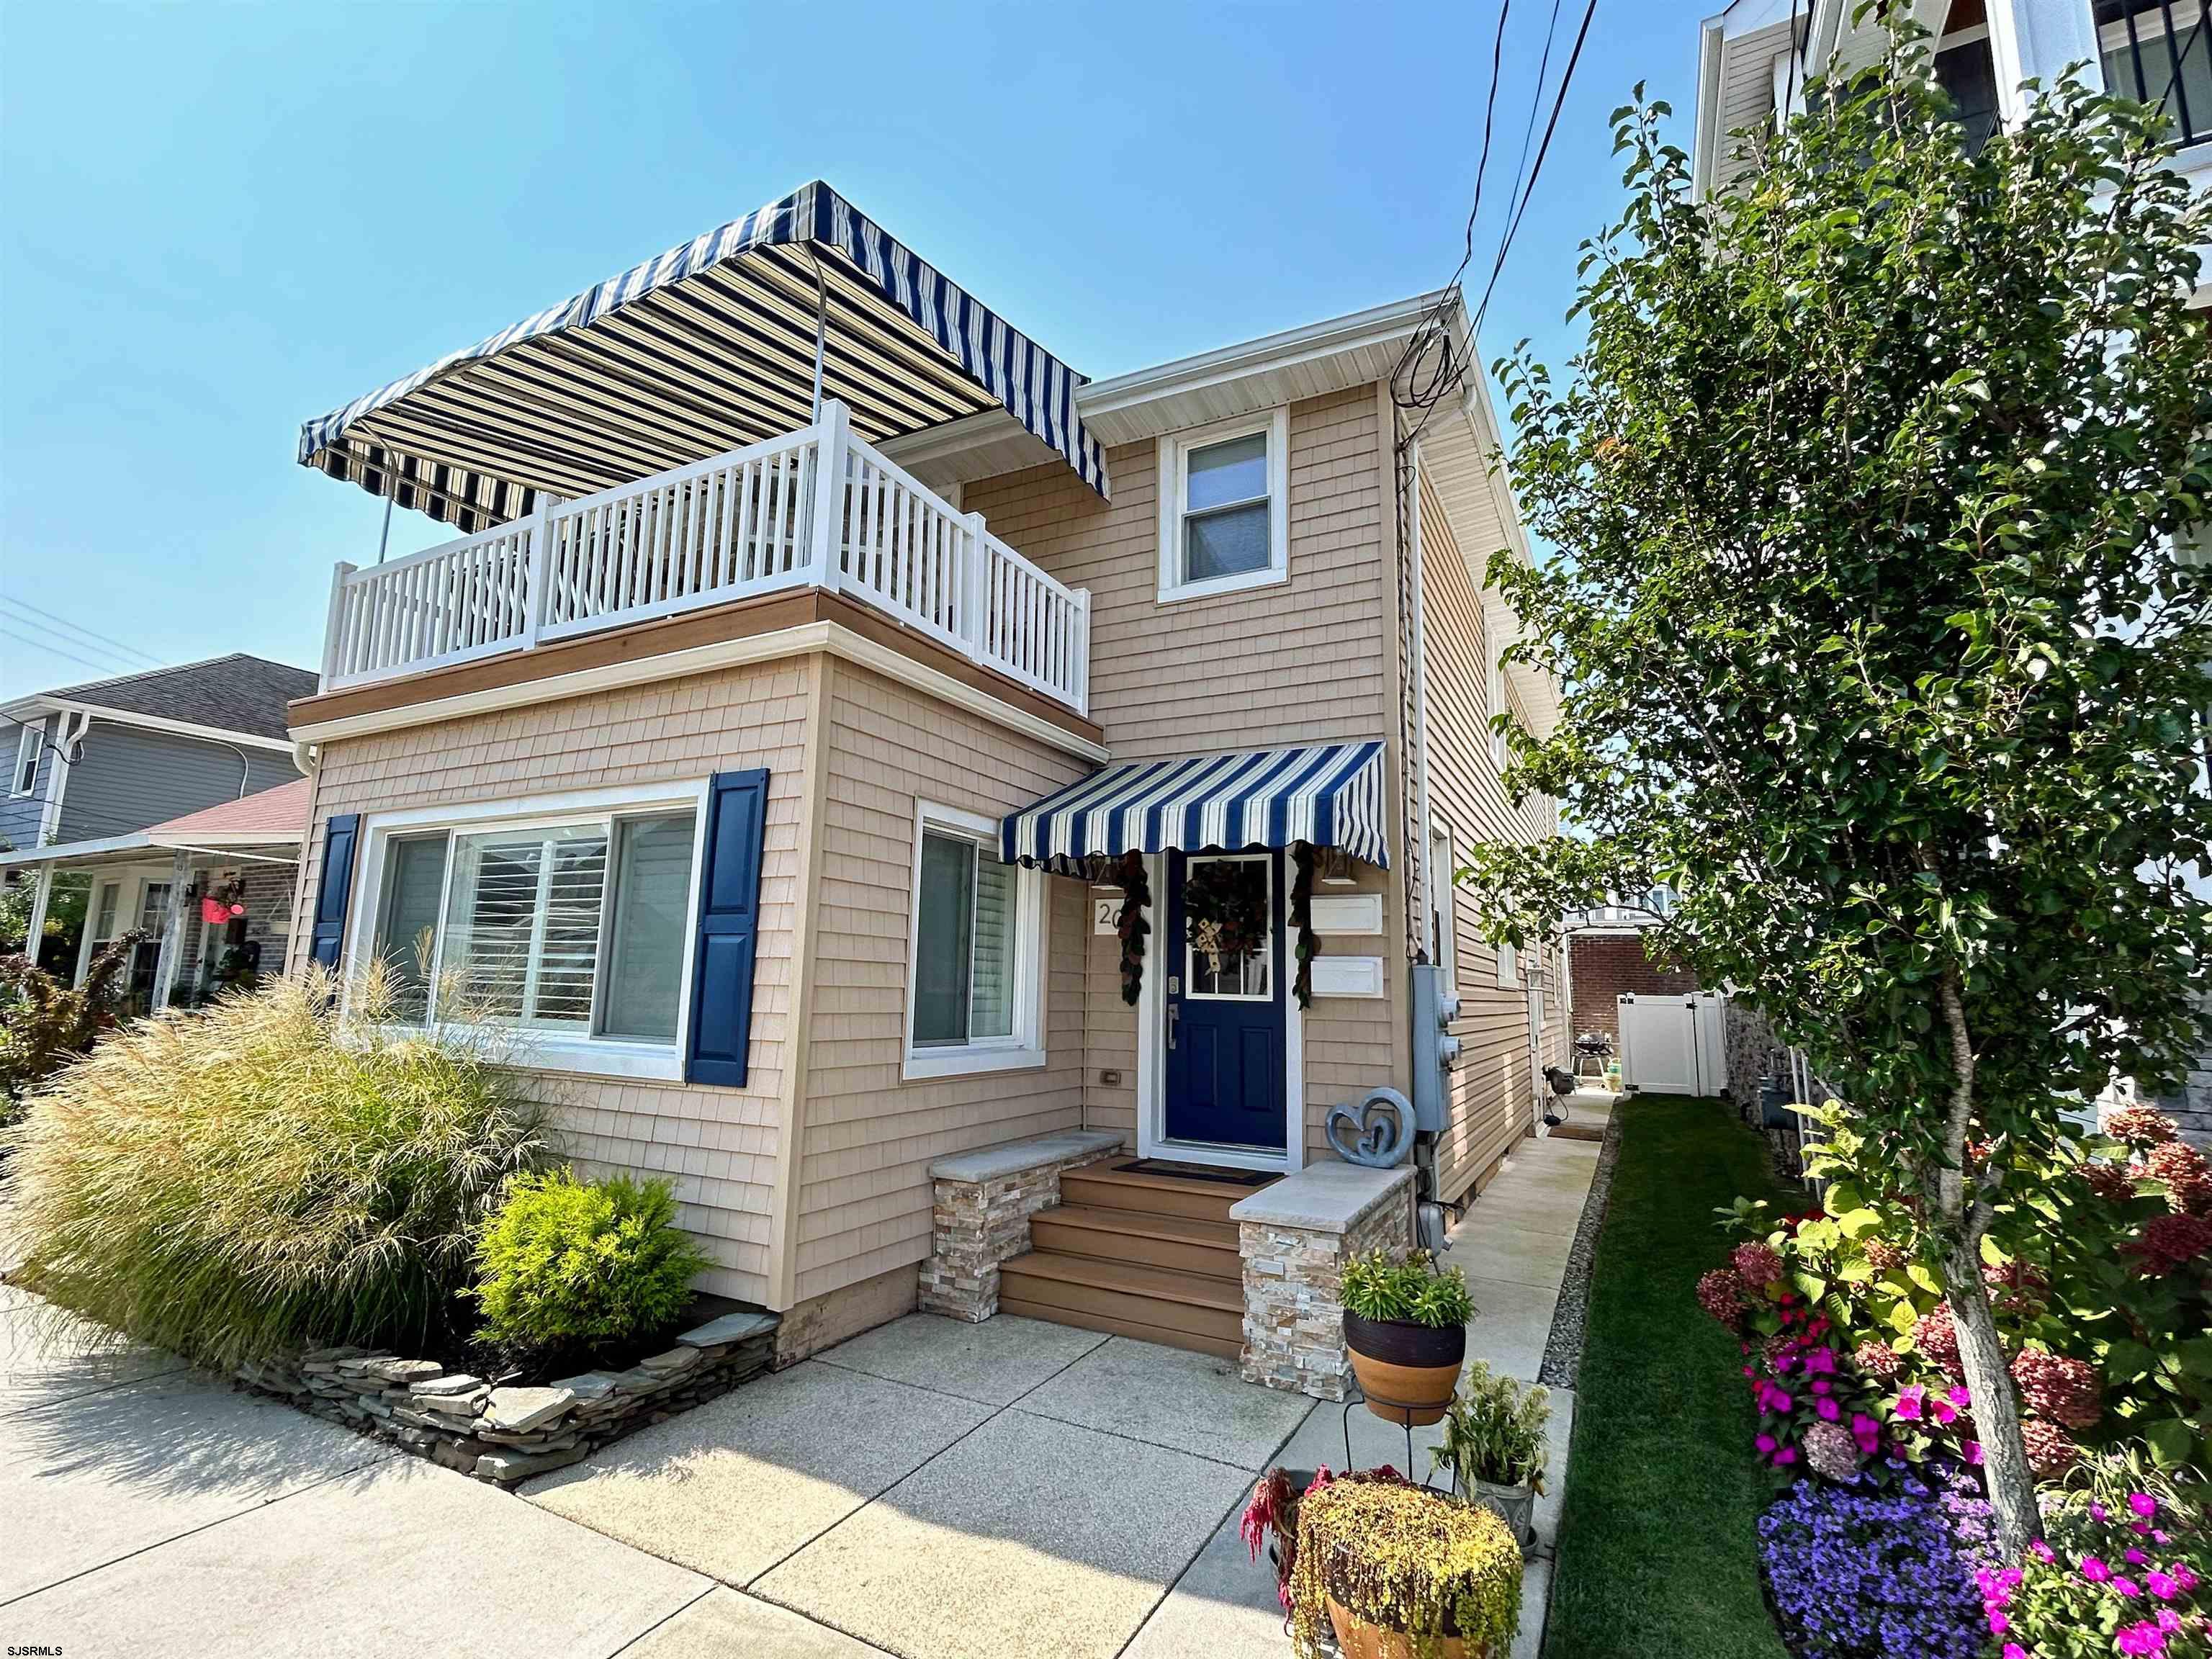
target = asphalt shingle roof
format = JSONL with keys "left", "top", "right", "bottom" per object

{"left": 47, "top": 654, "right": 318, "bottom": 742}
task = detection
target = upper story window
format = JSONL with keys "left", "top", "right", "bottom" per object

{"left": 906, "top": 802, "right": 1045, "bottom": 1079}
{"left": 1156, "top": 408, "right": 1291, "bottom": 603}
{"left": 11, "top": 723, "right": 39, "bottom": 796}
{"left": 2098, "top": 0, "right": 2211, "bottom": 150}
{"left": 349, "top": 786, "right": 705, "bottom": 1077}
{"left": 1427, "top": 820, "right": 1458, "bottom": 989}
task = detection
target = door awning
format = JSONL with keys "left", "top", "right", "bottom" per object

{"left": 298, "top": 180, "right": 1109, "bottom": 533}
{"left": 1002, "top": 741, "right": 1389, "bottom": 868}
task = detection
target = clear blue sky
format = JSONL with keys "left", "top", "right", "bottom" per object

{"left": 0, "top": 0, "right": 1701, "bottom": 701}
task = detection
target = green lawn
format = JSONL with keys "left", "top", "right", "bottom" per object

{"left": 1543, "top": 1095, "right": 1794, "bottom": 1659}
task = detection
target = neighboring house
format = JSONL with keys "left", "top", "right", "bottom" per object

{"left": 1561, "top": 890, "right": 1698, "bottom": 1056}
{"left": 280, "top": 182, "right": 1564, "bottom": 1354}
{"left": 1, "top": 655, "right": 315, "bottom": 1009}
{"left": 1695, "top": 0, "right": 2212, "bottom": 1146}
{"left": 1696, "top": 0, "right": 2211, "bottom": 279}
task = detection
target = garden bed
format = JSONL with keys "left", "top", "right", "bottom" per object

{"left": 233, "top": 1304, "right": 778, "bottom": 1485}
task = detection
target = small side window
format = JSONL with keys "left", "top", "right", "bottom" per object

{"left": 11, "top": 723, "right": 40, "bottom": 797}
{"left": 1156, "top": 408, "right": 1290, "bottom": 603}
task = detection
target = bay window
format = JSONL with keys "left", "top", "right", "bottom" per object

{"left": 352, "top": 787, "right": 704, "bottom": 1074}
{"left": 905, "top": 802, "right": 1044, "bottom": 1078}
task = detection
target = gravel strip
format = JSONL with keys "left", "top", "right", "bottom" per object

{"left": 1537, "top": 1109, "right": 1626, "bottom": 1390}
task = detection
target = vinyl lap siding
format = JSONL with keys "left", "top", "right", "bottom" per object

{"left": 1416, "top": 466, "right": 1558, "bottom": 1200}
{"left": 56, "top": 722, "right": 302, "bottom": 842}
{"left": 289, "top": 661, "right": 817, "bottom": 1303}
{"left": 0, "top": 715, "right": 50, "bottom": 848}
{"left": 795, "top": 660, "right": 1090, "bottom": 1301}
{"left": 964, "top": 386, "right": 1390, "bottom": 759}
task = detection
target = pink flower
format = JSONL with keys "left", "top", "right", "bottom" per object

{"left": 1930, "top": 1393, "right": 1959, "bottom": 1426}
{"left": 1773, "top": 1446, "right": 1797, "bottom": 1465}
{"left": 2130, "top": 1493, "right": 2159, "bottom": 1519}
{"left": 2158, "top": 1610, "right": 2182, "bottom": 1632}
{"left": 2128, "top": 1550, "right": 2148, "bottom": 1565}
{"left": 2116, "top": 1578, "right": 2143, "bottom": 1598}
{"left": 1816, "top": 1397, "right": 1840, "bottom": 1421}
{"left": 1962, "top": 1439, "right": 1984, "bottom": 1466}
{"left": 1894, "top": 1385, "right": 1925, "bottom": 1421}
{"left": 2029, "top": 1540, "right": 2055, "bottom": 1564}
{"left": 1946, "top": 1384, "right": 1970, "bottom": 1408}
{"left": 2117, "top": 1621, "right": 2167, "bottom": 1655}
{"left": 2146, "top": 1570, "right": 2179, "bottom": 1601}
{"left": 2003, "top": 1646, "right": 2027, "bottom": 1659}
{"left": 1987, "top": 1609, "right": 2010, "bottom": 1636}
{"left": 2172, "top": 1564, "right": 2198, "bottom": 1593}
{"left": 1850, "top": 1413, "right": 1881, "bottom": 1454}
{"left": 2084, "top": 1557, "right": 2113, "bottom": 1583}
{"left": 1755, "top": 1433, "right": 1776, "bottom": 1455}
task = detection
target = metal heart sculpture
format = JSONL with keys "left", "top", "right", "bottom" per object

{"left": 1324, "top": 1087, "right": 1415, "bottom": 1168}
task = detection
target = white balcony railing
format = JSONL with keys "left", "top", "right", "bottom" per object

{"left": 319, "top": 400, "right": 1092, "bottom": 714}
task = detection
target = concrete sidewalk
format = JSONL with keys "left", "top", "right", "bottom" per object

{"left": 3, "top": 1132, "right": 1601, "bottom": 1659}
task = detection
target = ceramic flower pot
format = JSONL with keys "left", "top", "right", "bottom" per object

{"left": 1344, "top": 1312, "right": 1465, "bottom": 1427}
{"left": 1466, "top": 1478, "right": 1536, "bottom": 1556}
{"left": 1326, "top": 1596, "right": 1484, "bottom": 1659}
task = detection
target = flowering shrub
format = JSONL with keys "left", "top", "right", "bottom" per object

{"left": 1757, "top": 1461, "right": 1995, "bottom": 1659}
{"left": 1979, "top": 1460, "right": 2210, "bottom": 1659}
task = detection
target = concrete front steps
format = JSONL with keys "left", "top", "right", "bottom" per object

{"left": 998, "top": 1164, "right": 1254, "bottom": 1360}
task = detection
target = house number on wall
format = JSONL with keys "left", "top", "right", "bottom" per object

{"left": 1092, "top": 890, "right": 1122, "bottom": 935}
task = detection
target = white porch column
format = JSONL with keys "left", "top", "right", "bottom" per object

{"left": 19, "top": 861, "right": 53, "bottom": 965}
{"left": 1988, "top": 0, "right": 2104, "bottom": 127}
{"left": 151, "top": 850, "right": 193, "bottom": 1012}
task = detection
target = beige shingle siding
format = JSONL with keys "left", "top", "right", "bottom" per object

{"left": 287, "top": 660, "right": 818, "bottom": 1304}
{"left": 965, "top": 387, "right": 1390, "bottom": 759}
{"left": 1413, "top": 463, "right": 1557, "bottom": 1199}
{"left": 1301, "top": 857, "right": 1399, "bottom": 1159}
{"left": 791, "top": 660, "right": 1092, "bottom": 1302}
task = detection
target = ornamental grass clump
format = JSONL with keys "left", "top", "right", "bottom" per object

{"left": 1431, "top": 1361, "right": 1549, "bottom": 1496}
{"left": 1289, "top": 1478, "right": 1520, "bottom": 1659}
{"left": 470, "top": 1169, "right": 707, "bottom": 1364}
{"left": 0, "top": 963, "right": 550, "bottom": 1367}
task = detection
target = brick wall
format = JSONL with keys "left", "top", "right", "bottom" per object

{"left": 1568, "top": 932, "right": 1699, "bottom": 1048}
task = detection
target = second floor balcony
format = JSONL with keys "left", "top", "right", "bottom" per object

{"left": 295, "top": 181, "right": 1111, "bottom": 724}
{"left": 318, "top": 402, "right": 1090, "bottom": 714}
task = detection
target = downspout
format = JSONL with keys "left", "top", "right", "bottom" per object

{"left": 1407, "top": 439, "right": 1435, "bottom": 943}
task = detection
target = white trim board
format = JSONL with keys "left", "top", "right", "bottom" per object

{"left": 290, "top": 620, "right": 1110, "bottom": 764}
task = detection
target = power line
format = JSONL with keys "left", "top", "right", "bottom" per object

{"left": 1393, "top": 1, "right": 1517, "bottom": 436}
{"left": 1471, "top": 0, "right": 1601, "bottom": 336}
{"left": 0, "top": 625, "right": 133, "bottom": 678}
{"left": 1501, "top": 0, "right": 1568, "bottom": 243}
{"left": 0, "top": 595, "right": 165, "bottom": 671}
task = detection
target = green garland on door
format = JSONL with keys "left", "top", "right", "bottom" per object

{"left": 1182, "top": 858, "right": 1271, "bottom": 966}
{"left": 1115, "top": 851, "right": 1151, "bottom": 1006}
{"left": 1291, "top": 844, "right": 1319, "bottom": 1009}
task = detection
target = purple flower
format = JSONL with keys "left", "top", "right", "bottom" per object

{"left": 2084, "top": 1556, "right": 2113, "bottom": 1583}
{"left": 2131, "top": 1493, "right": 2159, "bottom": 1519}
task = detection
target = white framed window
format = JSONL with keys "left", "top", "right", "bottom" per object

{"left": 11, "top": 723, "right": 39, "bottom": 797}
{"left": 1426, "top": 819, "right": 1458, "bottom": 989}
{"left": 343, "top": 782, "right": 709, "bottom": 1081}
{"left": 1497, "top": 938, "right": 1520, "bottom": 990}
{"left": 1156, "top": 406, "right": 1290, "bottom": 603}
{"left": 905, "top": 801, "right": 1046, "bottom": 1079}
{"left": 1486, "top": 650, "right": 1510, "bottom": 771}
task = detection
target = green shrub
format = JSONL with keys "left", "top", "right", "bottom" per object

{"left": 1343, "top": 1249, "right": 1475, "bottom": 1327}
{"left": 1433, "top": 1361, "right": 1550, "bottom": 1493}
{"left": 0, "top": 934, "right": 139, "bottom": 1125}
{"left": 0, "top": 963, "right": 550, "bottom": 1366}
{"left": 470, "top": 1168, "right": 707, "bottom": 1361}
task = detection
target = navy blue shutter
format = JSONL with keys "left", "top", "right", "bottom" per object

{"left": 685, "top": 769, "right": 770, "bottom": 1087}
{"left": 309, "top": 813, "right": 360, "bottom": 971}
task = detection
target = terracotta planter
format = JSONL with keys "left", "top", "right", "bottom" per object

{"left": 1344, "top": 1311, "right": 1465, "bottom": 1427}
{"left": 1326, "top": 1596, "right": 1486, "bottom": 1659}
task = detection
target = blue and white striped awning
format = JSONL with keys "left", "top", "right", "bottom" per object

{"left": 299, "top": 180, "right": 1108, "bottom": 532}
{"left": 1002, "top": 741, "right": 1390, "bottom": 868}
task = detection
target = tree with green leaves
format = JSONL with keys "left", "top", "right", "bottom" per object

{"left": 1465, "top": 31, "right": 2212, "bottom": 1554}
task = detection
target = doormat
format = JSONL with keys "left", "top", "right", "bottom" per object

{"left": 1115, "top": 1159, "right": 1277, "bottom": 1186}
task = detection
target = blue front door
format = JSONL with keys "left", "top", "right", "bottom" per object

{"left": 1164, "top": 850, "right": 1287, "bottom": 1151}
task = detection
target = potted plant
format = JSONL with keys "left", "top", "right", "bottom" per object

{"left": 1428, "top": 1361, "right": 1548, "bottom": 1554}
{"left": 1289, "top": 1478, "right": 1521, "bottom": 1659}
{"left": 1343, "top": 1249, "right": 1473, "bottom": 1426}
